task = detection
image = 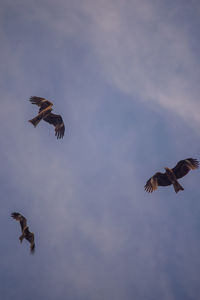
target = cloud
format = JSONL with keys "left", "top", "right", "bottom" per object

{"left": 2, "top": 0, "right": 200, "bottom": 132}
{"left": 78, "top": 0, "right": 200, "bottom": 130}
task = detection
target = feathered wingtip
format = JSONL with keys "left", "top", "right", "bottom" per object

{"left": 189, "top": 158, "right": 199, "bottom": 169}
{"left": 183, "top": 158, "right": 199, "bottom": 170}
{"left": 144, "top": 183, "right": 153, "bottom": 193}
{"left": 29, "top": 96, "right": 40, "bottom": 105}
{"left": 11, "top": 212, "right": 20, "bottom": 220}
{"left": 29, "top": 116, "right": 41, "bottom": 127}
{"left": 55, "top": 124, "right": 65, "bottom": 139}
{"left": 144, "top": 177, "right": 158, "bottom": 193}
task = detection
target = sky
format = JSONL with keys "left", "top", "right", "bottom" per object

{"left": 1, "top": 0, "right": 200, "bottom": 299}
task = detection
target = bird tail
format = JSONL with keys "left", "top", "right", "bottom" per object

{"left": 29, "top": 115, "right": 43, "bottom": 127}
{"left": 19, "top": 235, "right": 24, "bottom": 243}
{"left": 173, "top": 181, "right": 184, "bottom": 193}
{"left": 29, "top": 107, "right": 52, "bottom": 128}
{"left": 30, "top": 243, "right": 35, "bottom": 254}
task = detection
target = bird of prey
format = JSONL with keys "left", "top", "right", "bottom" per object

{"left": 29, "top": 96, "right": 65, "bottom": 139}
{"left": 144, "top": 158, "right": 199, "bottom": 193}
{"left": 11, "top": 212, "right": 35, "bottom": 253}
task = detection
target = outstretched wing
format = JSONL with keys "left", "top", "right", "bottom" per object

{"left": 172, "top": 158, "right": 199, "bottom": 179}
{"left": 43, "top": 113, "right": 65, "bottom": 139}
{"left": 11, "top": 212, "right": 27, "bottom": 232}
{"left": 144, "top": 172, "right": 171, "bottom": 193}
{"left": 29, "top": 96, "right": 53, "bottom": 113}
{"left": 25, "top": 229, "right": 35, "bottom": 254}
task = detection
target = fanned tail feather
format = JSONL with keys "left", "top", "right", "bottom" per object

{"left": 29, "top": 115, "right": 43, "bottom": 127}
{"left": 30, "top": 243, "right": 35, "bottom": 254}
{"left": 173, "top": 181, "right": 184, "bottom": 193}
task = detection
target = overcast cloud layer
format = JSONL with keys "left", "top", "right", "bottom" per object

{"left": 1, "top": 1, "right": 200, "bottom": 300}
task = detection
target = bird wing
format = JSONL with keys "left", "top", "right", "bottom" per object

{"left": 172, "top": 158, "right": 199, "bottom": 179}
{"left": 144, "top": 172, "right": 171, "bottom": 193}
{"left": 29, "top": 96, "right": 53, "bottom": 112}
{"left": 25, "top": 229, "right": 35, "bottom": 254}
{"left": 11, "top": 212, "right": 27, "bottom": 232}
{"left": 43, "top": 113, "right": 65, "bottom": 139}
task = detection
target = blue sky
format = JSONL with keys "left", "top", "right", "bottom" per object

{"left": 1, "top": 1, "right": 200, "bottom": 299}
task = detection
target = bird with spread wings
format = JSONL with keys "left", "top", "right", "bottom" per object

{"left": 29, "top": 96, "right": 65, "bottom": 139}
{"left": 144, "top": 158, "right": 199, "bottom": 193}
{"left": 11, "top": 212, "right": 35, "bottom": 254}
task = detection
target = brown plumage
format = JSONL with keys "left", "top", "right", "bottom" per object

{"left": 29, "top": 96, "right": 65, "bottom": 139}
{"left": 144, "top": 158, "right": 199, "bottom": 193}
{"left": 11, "top": 212, "right": 35, "bottom": 254}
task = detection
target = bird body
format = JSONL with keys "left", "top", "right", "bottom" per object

{"left": 11, "top": 212, "right": 35, "bottom": 253}
{"left": 145, "top": 158, "right": 199, "bottom": 193}
{"left": 164, "top": 167, "right": 184, "bottom": 193}
{"left": 29, "top": 96, "right": 65, "bottom": 139}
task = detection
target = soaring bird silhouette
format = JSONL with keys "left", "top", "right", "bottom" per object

{"left": 11, "top": 212, "right": 35, "bottom": 253}
{"left": 144, "top": 158, "right": 199, "bottom": 193}
{"left": 29, "top": 96, "right": 65, "bottom": 139}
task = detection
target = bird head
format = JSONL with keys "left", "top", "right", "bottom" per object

{"left": 164, "top": 167, "right": 172, "bottom": 174}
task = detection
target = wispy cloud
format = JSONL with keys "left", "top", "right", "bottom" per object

{"left": 78, "top": 0, "right": 200, "bottom": 129}
{"left": 2, "top": 0, "right": 200, "bottom": 131}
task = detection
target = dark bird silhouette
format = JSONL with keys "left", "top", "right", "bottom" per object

{"left": 29, "top": 96, "right": 65, "bottom": 139}
{"left": 11, "top": 212, "right": 35, "bottom": 253}
{"left": 144, "top": 158, "right": 199, "bottom": 193}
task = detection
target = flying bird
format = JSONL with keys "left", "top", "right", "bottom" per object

{"left": 11, "top": 212, "right": 35, "bottom": 253}
{"left": 144, "top": 158, "right": 199, "bottom": 193}
{"left": 29, "top": 96, "right": 65, "bottom": 139}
